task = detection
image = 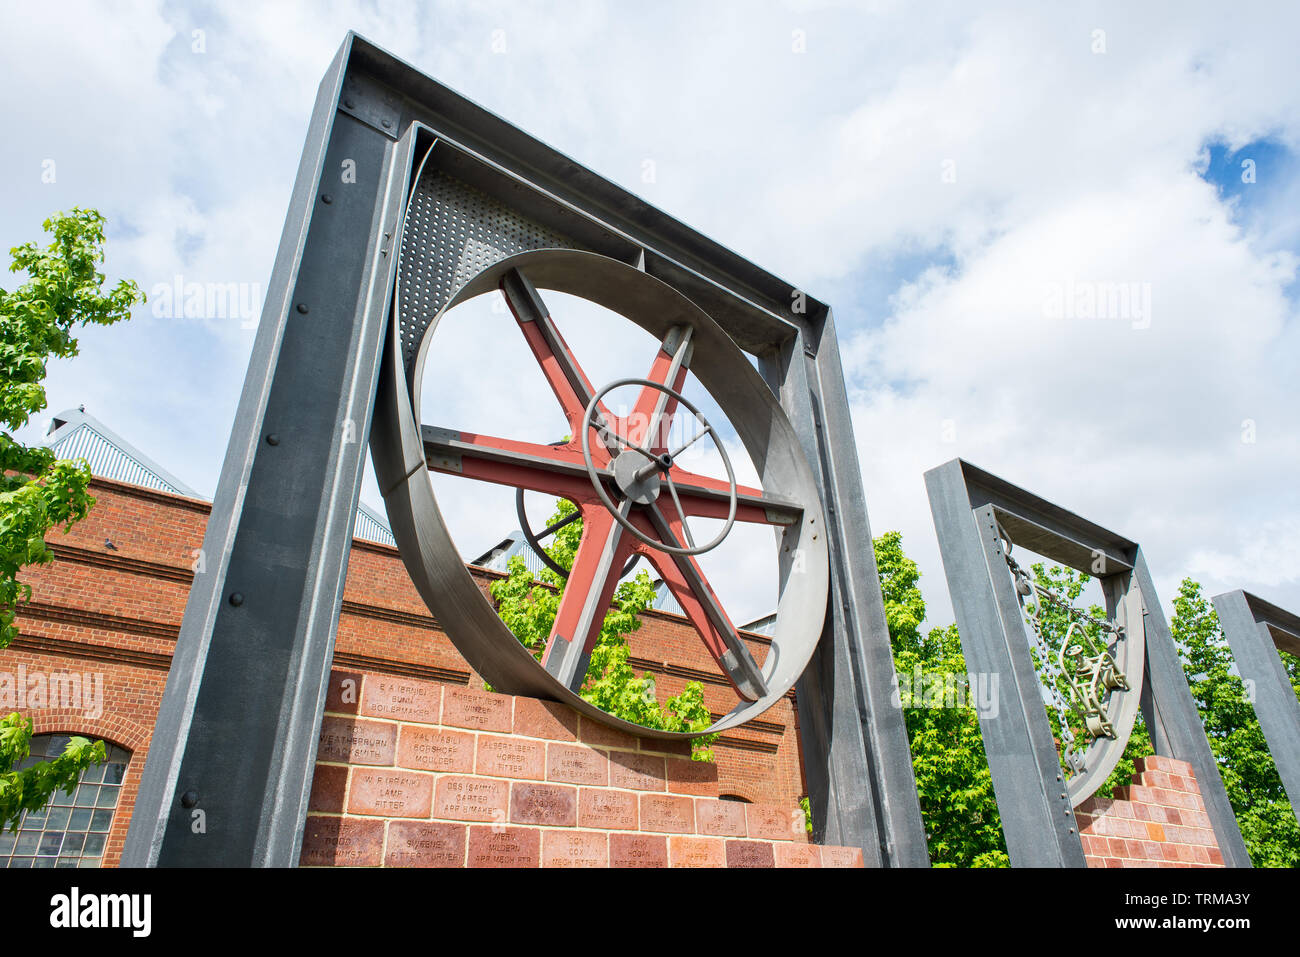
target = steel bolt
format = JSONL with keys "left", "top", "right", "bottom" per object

{"left": 180, "top": 790, "right": 199, "bottom": 809}
{"left": 296, "top": 303, "right": 309, "bottom": 314}
{"left": 266, "top": 434, "right": 279, "bottom": 446}
{"left": 344, "top": 98, "right": 355, "bottom": 109}
{"left": 321, "top": 194, "right": 333, "bottom": 205}
{"left": 229, "top": 592, "right": 244, "bottom": 607}
{"left": 381, "top": 118, "right": 392, "bottom": 129}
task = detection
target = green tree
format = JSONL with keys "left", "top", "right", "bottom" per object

{"left": 0, "top": 208, "right": 142, "bottom": 831}
{"left": 1170, "top": 578, "right": 1299, "bottom": 867}
{"left": 490, "top": 498, "right": 718, "bottom": 758}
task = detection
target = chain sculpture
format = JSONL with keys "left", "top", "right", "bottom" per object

{"left": 998, "top": 526, "right": 1145, "bottom": 801}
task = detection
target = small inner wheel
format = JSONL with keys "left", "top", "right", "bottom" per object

{"left": 611, "top": 450, "right": 662, "bottom": 506}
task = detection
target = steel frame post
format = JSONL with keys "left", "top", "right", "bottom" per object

{"left": 1211, "top": 590, "right": 1300, "bottom": 822}
{"left": 924, "top": 459, "right": 1251, "bottom": 867}
{"left": 122, "top": 42, "right": 415, "bottom": 866}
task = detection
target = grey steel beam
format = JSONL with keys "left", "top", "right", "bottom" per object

{"left": 1133, "top": 555, "right": 1251, "bottom": 866}
{"left": 122, "top": 38, "right": 413, "bottom": 866}
{"left": 762, "top": 317, "right": 931, "bottom": 868}
{"left": 925, "top": 460, "right": 1086, "bottom": 866}
{"left": 1212, "top": 589, "right": 1300, "bottom": 822}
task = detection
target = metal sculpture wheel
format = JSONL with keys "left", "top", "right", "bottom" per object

{"left": 999, "top": 525, "right": 1146, "bottom": 805}
{"left": 371, "top": 245, "right": 831, "bottom": 738}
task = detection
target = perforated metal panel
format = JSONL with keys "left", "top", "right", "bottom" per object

{"left": 397, "top": 167, "right": 578, "bottom": 378}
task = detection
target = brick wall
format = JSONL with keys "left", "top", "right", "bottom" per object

{"left": 1076, "top": 756, "right": 1225, "bottom": 868}
{"left": 302, "top": 670, "right": 863, "bottom": 867}
{"left": 0, "top": 477, "right": 809, "bottom": 865}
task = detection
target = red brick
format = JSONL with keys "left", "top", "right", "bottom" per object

{"left": 639, "top": 793, "right": 695, "bottom": 833}
{"left": 639, "top": 737, "right": 693, "bottom": 758}
{"left": 665, "top": 756, "right": 718, "bottom": 797}
{"left": 442, "top": 685, "right": 513, "bottom": 732}
{"left": 669, "top": 835, "right": 725, "bottom": 867}
{"left": 775, "top": 843, "right": 821, "bottom": 868}
{"left": 726, "top": 839, "right": 775, "bottom": 868}
{"left": 467, "top": 825, "right": 540, "bottom": 867}
{"left": 324, "top": 670, "right": 362, "bottom": 715}
{"left": 317, "top": 716, "right": 396, "bottom": 765}
{"left": 579, "top": 716, "right": 640, "bottom": 751}
{"left": 578, "top": 788, "right": 638, "bottom": 830}
{"left": 300, "top": 816, "right": 383, "bottom": 867}
{"left": 511, "top": 782, "right": 577, "bottom": 826}
{"left": 360, "top": 675, "right": 442, "bottom": 723}
{"left": 746, "top": 803, "right": 802, "bottom": 842}
{"left": 434, "top": 775, "right": 509, "bottom": 823}
{"left": 610, "top": 833, "right": 668, "bottom": 868}
{"left": 609, "top": 751, "right": 666, "bottom": 791}
{"left": 547, "top": 742, "right": 609, "bottom": 786}
{"left": 397, "top": 725, "right": 475, "bottom": 773}
{"left": 820, "top": 845, "right": 866, "bottom": 868}
{"left": 513, "top": 697, "right": 578, "bottom": 741}
{"left": 348, "top": 768, "right": 433, "bottom": 818}
{"left": 307, "top": 764, "right": 349, "bottom": 814}
{"left": 478, "top": 735, "right": 545, "bottom": 779}
{"left": 543, "top": 830, "right": 608, "bottom": 867}
{"left": 696, "top": 798, "right": 747, "bottom": 837}
{"left": 385, "top": 821, "right": 467, "bottom": 867}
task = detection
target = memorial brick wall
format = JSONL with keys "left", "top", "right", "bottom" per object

{"left": 1, "top": 477, "right": 808, "bottom": 866}
{"left": 300, "top": 670, "right": 864, "bottom": 867}
{"left": 1076, "top": 756, "right": 1225, "bottom": 868}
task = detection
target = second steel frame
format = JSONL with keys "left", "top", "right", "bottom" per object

{"left": 1212, "top": 589, "right": 1300, "bottom": 821}
{"left": 925, "top": 459, "right": 1251, "bottom": 867}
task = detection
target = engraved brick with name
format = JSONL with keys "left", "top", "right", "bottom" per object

{"left": 695, "top": 798, "right": 747, "bottom": 837}
{"left": 478, "top": 735, "right": 545, "bottom": 779}
{"left": 360, "top": 676, "right": 441, "bottom": 723}
{"left": 775, "top": 843, "right": 822, "bottom": 868}
{"left": 547, "top": 743, "right": 609, "bottom": 786}
{"left": 639, "top": 793, "right": 695, "bottom": 833}
{"left": 434, "top": 775, "right": 509, "bottom": 823}
{"left": 385, "top": 821, "right": 467, "bottom": 867}
{"left": 746, "top": 802, "right": 801, "bottom": 842}
{"left": 299, "top": 816, "right": 383, "bottom": 867}
{"left": 543, "top": 830, "right": 608, "bottom": 868}
{"left": 725, "top": 839, "right": 776, "bottom": 868}
{"left": 467, "top": 825, "right": 540, "bottom": 867}
{"left": 669, "top": 835, "right": 726, "bottom": 867}
{"left": 578, "top": 788, "right": 638, "bottom": 830}
{"left": 511, "top": 782, "right": 577, "bottom": 826}
{"left": 609, "top": 833, "right": 668, "bottom": 868}
{"left": 609, "top": 751, "right": 666, "bottom": 791}
{"left": 317, "top": 716, "right": 396, "bottom": 765}
{"left": 442, "top": 686, "right": 513, "bottom": 732}
{"left": 398, "top": 725, "right": 475, "bottom": 773}
{"left": 348, "top": 768, "right": 433, "bottom": 818}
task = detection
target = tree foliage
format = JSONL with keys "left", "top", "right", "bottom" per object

{"left": 0, "top": 208, "right": 141, "bottom": 831}
{"left": 490, "top": 498, "right": 718, "bottom": 758}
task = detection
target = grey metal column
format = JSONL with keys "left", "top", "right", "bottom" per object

{"left": 763, "top": 314, "right": 930, "bottom": 868}
{"left": 122, "top": 39, "right": 413, "bottom": 866}
{"left": 1212, "top": 590, "right": 1300, "bottom": 820}
{"left": 925, "top": 460, "right": 1086, "bottom": 866}
{"left": 1134, "top": 556, "right": 1251, "bottom": 866}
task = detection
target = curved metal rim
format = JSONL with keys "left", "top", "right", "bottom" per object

{"left": 579, "top": 377, "right": 738, "bottom": 557}
{"left": 371, "top": 247, "right": 830, "bottom": 738}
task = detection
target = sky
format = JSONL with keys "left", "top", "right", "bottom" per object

{"left": 1, "top": 0, "right": 1297, "bottom": 631}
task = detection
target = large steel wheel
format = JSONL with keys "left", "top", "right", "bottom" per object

{"left": 370, "top": 248, "right": 829, "bottom": 737}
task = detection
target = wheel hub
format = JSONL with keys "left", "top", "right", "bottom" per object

{"left": 612, "top": 450, "right": 662, "bottom": 506}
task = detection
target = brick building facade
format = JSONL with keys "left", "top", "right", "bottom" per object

{"left": 0, "top": 477, "right": 807, "bottom": 867}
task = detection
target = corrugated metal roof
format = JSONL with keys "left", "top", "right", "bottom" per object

{"left": 41, "top": 406, "right": 397, "bottom": 547}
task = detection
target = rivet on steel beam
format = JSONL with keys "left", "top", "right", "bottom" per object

{"left": 266, "top": 434, "right": 280, "bottom": 446}
{"left": 180, "top": 790, "right": 199, "bottom": 809}
{"left": 343, "top": 98, "right": 355, "bottom": 109}
{"left": 321, "top": 194, "right": 333, "bottom": 205}
{"left": 228, "top": 592, "right": 244, "bottom": 607}
{"left": 381, "top": 118, "right": 392, "bottom": 129}
{"left": 296, "top": 303, "right": 309, "bottom": 314}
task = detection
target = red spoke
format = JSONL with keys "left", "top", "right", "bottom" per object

{"left": 625, "top": 335, "right": 690, "bottom": 452}
{"left": 663, "top": 465, "right": 798, "bottom": 526}
{"left": 424, "top": 427, "right": 604, "bottom": 504}
{"left": 541, "top": 505, "right": 637, "bottom": 692}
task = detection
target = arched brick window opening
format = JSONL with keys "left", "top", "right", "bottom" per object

{"left": 718, "top": 793, "right": 752, "bottom": 803}
{"left": 0, "top": 734, "right": 131, "bottom": 868}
